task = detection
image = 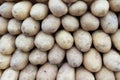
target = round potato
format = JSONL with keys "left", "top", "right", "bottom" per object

{"left": 62, "top": 0, "right": 77, "bottom": 3}
{"left": 115, "top": 72, "right": 120, "bottom": 80}
{"left": 109, "top": 0, "right": 120, "bottom": 12}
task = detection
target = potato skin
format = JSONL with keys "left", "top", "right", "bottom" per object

{"left": 115, "top": 72, "right": 120, "bottom": 80}
{"left": 109, "top": 0, "right": 120, "bottom": 12}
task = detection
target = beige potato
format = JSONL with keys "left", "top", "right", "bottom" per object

{"left": 29, "top": 49, "right": 47, "bottom": 65}
{"left": 91, "top": 0, "right": 109, "bottom": 17}
{"left": 80, "top": 12, "right": 99, "bottom": 31}
{"left": 41, "top": 14, "right": 60, "bottom": 34}
{"left": 19, "top": 64, "right": 38, "bottom": 80}
{"left": 109, "top": 0, "right": 120, "bottom": 12}
{"left": 74, "top": 29, "right": 92, "bottom": 52}
{"left": 0, "top": 53, "right": 11, "bottom": 69}
{"left": 8, "top": 18, "right": 21, "bottom": 35}
{"left": 49, "top": 0, "right": 68, "bottom": 17}
{"left": 55, "top": 30, "right": 74, "bottom": 49}
{"left": 62, "top": 0, "right": 77, "bottom": 3}
{"left": 35, "top": 31, "right": 54, "bottom": 51}
{"left": 37, "top": 63, "right": 58, "bottom": 80}
{"left": 57, "top": 63, "right": 75, "bottom": 80}
{"left": 92, "top": 30, "right": 111, "bottom": 53}
{"left": 30, "top": 3, "right": 48, "bottom": 20}
{"left": 100, "top": 11, "right": 118, "bottom": 34}
{"left": 12, "top": 1, "right": 32, "bottom": 20}
{"left": 76, "top": 67, "right": 95, "bottom": 80}
{"left": 1, "top": 68, "right": 19, "bottom": 80}
{"left": 115, "top": 72, "right": 120, "bottom": 80}
{"left": 15, "top": 34, "right": 34, "bottom": 52}
{"left": 103, "top": 49, "right": 120, "bottom": 71}
{"left": 83, "top": 48, "right": 102, "bottom": 72}
{"left": 21, "top": 17, "right": 40, "bottom": 36}
{"left": 48, "top": 44, "right": 65, "bottom": 65}
{"left": 0, "top": 2, "right": 14, "bottom": 18}
{"left": 0, "top": 34, "right": 15, "bottom": 55}
{"left": 69, "top": 1, "right": 87, "bottom": 16}
{"left": 36, "top": 0, "right": 48, "bottom": 2}
{"left": 62, "top": 15, "right": 79, "bottom": 32}
{"left": 95, "top": 67, "right": 115, "bottom": 80}
{"left": 10, "top": 50, "right": 29, "bottom": 70}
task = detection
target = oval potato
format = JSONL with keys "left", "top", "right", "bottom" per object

{"left": 109, "top": 0, "right": 120, "bottom": 12}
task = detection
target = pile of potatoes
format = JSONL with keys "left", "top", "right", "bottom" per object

{"left": 0, "top": 0, "right": 120, "bottom": 80}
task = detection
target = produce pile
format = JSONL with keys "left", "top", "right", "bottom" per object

{"left": 0, "top": 0, "right": 120, "bottom": 80}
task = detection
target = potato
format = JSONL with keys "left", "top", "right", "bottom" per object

{"left": 49, "top": 0, "right": 68, "bottom": 17}
{"left": 0, "top": 2, "right": 14, "bottom": 18}
{"left": 29, "top": 49, "right": 47, "bottom": 65}
{"left": 15, "top": 34, "right": 34, "bottom": 52}
{"left": 10, "top": 50, "right": 29, "bottom": 70}
{"left": 0, "top": 17, "right": 8, "bottom": 35}
{"left": 19, "top": 64, "right": 38, "bottom": 80}
{"left": 30, "top": 3, "right": 48, "bottom": 20}
{"left": 62, "top": 0, "right": 77, "bottom": 3}
{"left": 37, "top": 63, "right": 58, "bottom": 80}
{"left": 57, "top": 63, "right": 75, "bottom": 80}
{"left": 41, "top": 14, "right": 60, "bottom": 34}
{"left": 95, "top": 67, "right": 115, "bottom": 80}
{"left": 115, "top": 72, "right": 120, "bottom": 80}
{"left": 100, "top": 11, "right": 118, "bottom": 34}
{"left": 91, "top": 0, "right": 109, "bottom": 17}
{"left": 0, "top": 53, "right": 11, "bottom": 69}
{"left": 103, "top": 49, "right": 120, "bottom": 71}
{"left": 21, "top": 17, "right": 40, "bottom": 36}
{"left": 76, "top": 67, "right": 95, "bottom": 80}
{"left": 111, "top": 29, "right": 120, "bottom": 51}
{"left": 55, "top": 30, "right": 74, "bottom": 49}
{"left": 83, "top": 48, "right": 102, "bottom": 72}
{"left": 80, "top": 12, "right": 99, "bottom": 31}
{"left": 66, "top": 47, "right": 82, "bottom": 67}
{"left": 109, "top": 0, "right": 120, "bottom": 12}
{"left": 8, "top": 18, "right": 21, "bottom": 35}
{"left": 36, "top": 0, "right": 48, "bottom": 2}
{"left": 48, "top": 44, "right": 65, "bottom": 65}
{"left": 0, "top": 34, "right": 15, "bottom": 55}
{"left": 12, "top": 1, "right": 32, "bottom": 20}
{"left": 74, "top": 29, "right": 92, "bottom": 52}
{"left": 69, "top": 1, "right": 87, "bottom": 16}
{"left": 62, "top": 15, "right": 79, "bottom": 32}
{"left": 35, "top": 31, "right": 54, "bottom": 51}
{"left": 1, "top": 68, "right": 19, "bottom": 80}
{"left": 92, "top": 30, "right": 111, "bottom": 53}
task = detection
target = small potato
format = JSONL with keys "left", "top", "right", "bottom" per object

{"left": 10, "top": 50, "right": 29, "bottom": 70}
{"left": 95, "top": 67, "right": 115, "bottom": 80}
{"left": 0, "top": 34, "right": 15, "bottom": 55}
{"left": 109, "top": 0, "right": 120, "bottom": 12}
{"left": 92, "top": 30, "right": 111, "bottom": 53}
{"left": 41, "top": 14, "right": 60, "bottom": 34}
{"left": 29, "top": 49, "right": 47, "bottom": 65}
{"left": 8, "top": 18, "right": 21, "bottom": 35}
{"left": 91, "top": 0, "right": 109, "bottom": 17}
{"left": 69, "top": 1, "right": 87, "bottom": 16}
{"left": 103, "top": 49, "right": 120, "bottom": 71}
{"left": 12, "top": 1, "right": 32, "bottom": 20}
{"left": 0, "top": 53, "right": 11, "bottom": 69}
{"left": 74, "top": 29, "right": 92, "bottom": 52}
{"left": 0, "top": 2, "right": 14, "bottom": 18}
{"left": 21, "top": 17, "right": 40, "bottom": 36}
{"left": 35, "top": 31, "right": 54, "bottom": 51}
{"left": 100, "top": 11, "right": 118, "bottom": 34}
{"left": 1, "top": 68, "right": 19, "bottom": 80}
{"left": 55, "top": 30, "right": 74, "bottom": 49}
{"left": 76, "top": 67, "right": 95, "bottom": 80}
{"left": 48, "top": 44, "right": 65, "bottom": 65}
{"left": 30, "top": 3, "right": 48, "bottom": 20}
{"left": 37, "top": 63, "right": 58, "bottom": 80}
{"left": 49, "top": 0, "right": 68, "bottom": 17}
{"left": 66, "top": 47, "right": 83, "bottom": 67}
{"left": 83, "top": 48, "right": 102, "bottom": 72}
{"left": 15, "top": 34, "right": 34, "bottom": 52}
{"left": 115, "top": 72, "right": 120, "bottom": 80}
{"left": 57, "top": 63, "right": 75, "bottom": 80}
{"left": 62, "top": 0, "right": 77, "bottom": 3}
{"left": 36, "top": 0, "right": 48, "bottom": 2}
{"left": 62, "top": 15, "right": 79, "bottom": 32}
{"left": 80, "top": 12, "right": 99, "bottom": 31}
{"left": 19, "top": 64, "right": 38, "bottom": 80}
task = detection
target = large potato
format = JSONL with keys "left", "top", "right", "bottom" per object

{"left": 92, "top": 30, "right": 111, "bottom": 53}
{"left": 109, "top": 0, "right": 120, "bottom": 12}
{"left": 57, "top": 63, "right": 75, "bottom": 80}
{"left": 115, "top": 72, "right": 120, "bottom": 80}
{"left": 74, "top": 29, "right": 92, "bottom": 52}
{"left": 37, "top": 63, "right": 58, "bottom": 80}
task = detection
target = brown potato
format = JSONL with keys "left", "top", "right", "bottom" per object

{"left": 109, "top": 0, "right": 120, "bottom": 12}
{"left": 115, "top": 72, "right": 120, "bottom": 80}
